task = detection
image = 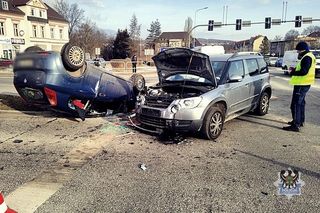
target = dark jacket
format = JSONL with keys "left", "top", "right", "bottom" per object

{"left": 290, "top": 51, "right": 312, "bottom": 76}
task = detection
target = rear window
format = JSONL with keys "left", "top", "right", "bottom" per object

{"left": 246, "top": 59, "right": 259, "bottom": 76}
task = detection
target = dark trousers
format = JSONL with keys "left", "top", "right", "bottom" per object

{"left": 290, "top": 85, "right": 310, "bottom": 127}
{"left": 132, "top": 64, "right": 137, "bottom": 73}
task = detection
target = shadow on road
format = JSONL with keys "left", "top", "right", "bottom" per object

{"left": 236, "top": 116, "right": 283, "bottom": 130}
{"left": 236, "top": 149, "right": 320, "bottom": 180}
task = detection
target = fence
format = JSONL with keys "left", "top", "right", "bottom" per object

{"left": 107, "top": 60, "right": 155, "bottom": 73}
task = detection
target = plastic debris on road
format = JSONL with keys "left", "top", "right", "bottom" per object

{"left": 139, "top": 163, "right": 147, "bottom": 171}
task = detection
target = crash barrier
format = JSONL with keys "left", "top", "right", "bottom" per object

{"left": 109, "top": 60, "right": 155, "bottom": 73}
{"left": 0, "top": 192, "right": 16, "bottom": 213}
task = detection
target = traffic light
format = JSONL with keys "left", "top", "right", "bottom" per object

{"left": 208, "top": 20, "right": 214, "bottom": 31}
{"left": 236, "top": 19, "right": 242, "bottom": 30}
{"left": 295, "top": 16, "right": 302, "bottom": 27}
{"left": 265, "top": 17, "right": 271, "bottom": 29}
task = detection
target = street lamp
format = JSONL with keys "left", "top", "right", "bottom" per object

{"left": 193, "top": 7, "right": 208, "bottom": 47}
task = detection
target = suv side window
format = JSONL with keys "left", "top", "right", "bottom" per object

{"left": 257, "top": 58, "right": 268, "bottom": 74}
{"left": 228, "top": 60, "right": 244, "bottom": 79}
{"left": 246, "top": 59, "right": 259, "bottom": 76}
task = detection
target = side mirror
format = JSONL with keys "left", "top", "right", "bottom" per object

{"left": 228, "top": 75, "right": 243, "bottom": 83}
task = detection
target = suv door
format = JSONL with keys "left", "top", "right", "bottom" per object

{"left": 224, "top": 60, "right": 251, "bottom": 115}
{"left": 245, "top": 58, "right": 263, "bottom": 106}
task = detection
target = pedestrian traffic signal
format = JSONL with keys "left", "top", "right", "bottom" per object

{"left": 208, "top": 20, "right": 214, "bottom": 31}
{"left": 236, "top": 19, "right": 242, "bottom": 30}
{"left": 295, "top": 16, "right": 302, "bottom": 27}
{"left": 265, "top": 17, "right": 271, "bottom": 29}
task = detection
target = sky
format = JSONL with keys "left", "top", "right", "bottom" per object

{"left": 44, "top": 0, "right": 320, "bottom": 41}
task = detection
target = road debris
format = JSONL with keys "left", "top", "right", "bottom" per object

{"left": 13, "top": 139, "right": 23, "bottom": 144}
{"left": 139, "top": 164, "right": 147, "bottom": 171}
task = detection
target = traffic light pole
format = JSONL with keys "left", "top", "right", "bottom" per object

{"left": 188, "top": 18, "right": 320, "bottom": 48}
{"left": 188, "top": 24, "right": 209, "bottom": 48}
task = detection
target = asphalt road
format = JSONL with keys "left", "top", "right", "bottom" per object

{"left": 0, "top": 67, "right": 319, "bottom": 212}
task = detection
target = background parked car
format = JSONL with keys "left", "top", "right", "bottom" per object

{"left": 0, "top": 58, "right": 13, "bottom": 67}
{"left": 268, "top": 57, "right": 278, "bottom": 66}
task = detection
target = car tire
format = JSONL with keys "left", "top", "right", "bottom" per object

{"left": 24, "top": 46, "right": 44, "bottom": 52}
{"left": 201, "top": 104, "right": 225, "bottom": 140}
{"left": 129, "top": 74, "right": 146, "bottom": 93}
{"left": 255, "top": 92, "right": 270, "bottom": 116}
{"left": 61, "top": 43, "right": 85, "bottom": 72}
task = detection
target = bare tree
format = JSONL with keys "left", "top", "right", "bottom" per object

{"left": 184, "top": 17, "right": 193, "bottom": 33}
{"left": 284, "top": 29, "right": 300, "bottom": 40}
{"left": 273, "top": 35, "right": 283, "bottom": 41}
{"left": 53, "top": 0, "right": 85, "bottom": 37}
{"left": 301, "top": 25, "right": 320, "bottom": 36}
{"left": 72, "top": 20, "right": 109, "bottom": 57}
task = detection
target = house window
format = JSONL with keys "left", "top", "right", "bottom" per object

{"left": 41, "top": 26, "right": 45, "bottom": 38}
{"left": 13, "top": 24, "right": 19, "bottom": 37}
{"left": 2, "top": 1, "right": 8, "bottom": 10}
{"left": 0, "top": 22, "right": 4, "bottom": 35}
{"left": 50, "top": 28, "right": 54, "bottom": 39}
{"left": 31, "top": 8, "right": 35, "bottom": 16}
{"left": 59, "top": 29, "right": 63, "bottom": 39}
{"left": 32, "top": 25, "right": 37, "bottom": 37}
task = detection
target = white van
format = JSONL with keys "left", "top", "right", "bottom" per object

{"left": 192, "top": 45, "right": 225, "bottom": 55}
{"left": 310, "top": 50, "right": 320, "bottom": 77}
{"left": 282, "top": 50, "right": 299, "bottom": 74}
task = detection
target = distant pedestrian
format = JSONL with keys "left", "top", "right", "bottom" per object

{"left": 131, "top": 55, "right": 137, "bottom": 73}
{"left": 283, "top": 41, "right": 316, "bottom": 132}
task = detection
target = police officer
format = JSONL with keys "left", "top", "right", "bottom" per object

{"left": 283, "top": 41, "right": 316, "bottom": 132}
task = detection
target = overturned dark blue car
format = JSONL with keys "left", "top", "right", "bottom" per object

{"left": 13, "top": 43, "right": 145, "bottom": 119}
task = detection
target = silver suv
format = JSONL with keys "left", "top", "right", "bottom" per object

{"left": 136, "top": 48, "right": 272, "bottom": 140}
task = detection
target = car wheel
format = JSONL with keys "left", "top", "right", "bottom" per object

{"left": 129, "top": 74, "right": 146, "bottom": 93}
{"left": 201, "top": 104, "right": 225, "bottom": 140}
{"left": 24, "top": 46, "right": 44, "bottom": 52}
{"left": 61, "top": 43, "right": 85, "bottom": 72}
{"left": 255, "top": 92, "right": 270, "bottom": 116}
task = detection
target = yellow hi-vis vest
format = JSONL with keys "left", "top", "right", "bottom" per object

{"left": 290, "top": 52, "right": 316, "bottom": 85}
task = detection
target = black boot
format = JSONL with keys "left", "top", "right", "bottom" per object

{"left": 283, "top": 125, "right": 300, "bottom": 132}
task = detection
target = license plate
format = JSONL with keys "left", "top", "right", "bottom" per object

{"left": 141, "top": 108, "right": 161, "bottom": 117}
{"left": 17, "top": 59, "right": 33, "bottom": 67}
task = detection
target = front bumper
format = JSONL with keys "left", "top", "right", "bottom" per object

{"left": 136, "top": 111, "right": 202, "bottom": 133}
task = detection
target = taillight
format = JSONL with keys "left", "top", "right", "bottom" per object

{"left": 44, "top": 87, "right": 57, "bottom": 106}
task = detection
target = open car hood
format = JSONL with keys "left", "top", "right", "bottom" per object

{"left": 152, "top": 48, "right": 216, "bottom": 87}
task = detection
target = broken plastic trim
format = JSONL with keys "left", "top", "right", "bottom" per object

{"left": 128, "top": 114, "right": 163, "bottom": 134}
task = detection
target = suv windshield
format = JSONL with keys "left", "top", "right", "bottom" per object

{"left": 211, "top": 61, "right": 226, "bottom": 80}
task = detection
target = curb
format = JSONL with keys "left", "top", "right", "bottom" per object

{"left": 0, "top": 109, "right": 53, "bottom": 116}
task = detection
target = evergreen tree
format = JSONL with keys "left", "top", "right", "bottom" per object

{"left": 129, "top": 14, "right": 141, "bottom": 40}
{"left": 113, "top": 29, "right": 131, "bottom": 59}
{"left": 147, "top": 19, "right": 161, "bottom": 39}
{"left": 259, "top": 37, "right": 270, "bottom": 55}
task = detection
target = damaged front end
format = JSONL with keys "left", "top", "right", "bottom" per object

{"left": 135, "top": 48, "right": 216, "bottom": 134}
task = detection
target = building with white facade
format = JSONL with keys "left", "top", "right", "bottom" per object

{"left": 0, "top": 0, "right": 69, "bottom": 59}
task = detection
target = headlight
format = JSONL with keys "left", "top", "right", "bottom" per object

{"left": 171, "top": 104, "right": 180, "bottom": 113}
{"left": 170, "top": 97, "right": 202, "bottom": 113}
{"left": 179, "top": 97, "right": 202, "bottom": 109}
